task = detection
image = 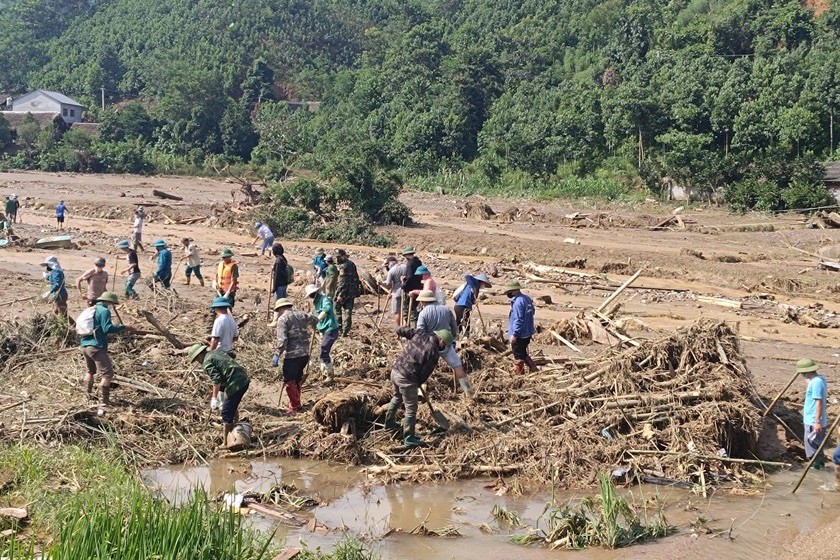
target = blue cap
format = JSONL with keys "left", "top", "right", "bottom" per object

{"left": 116, "top": 240, "right": 130, "bottom": 249}
{"left": 415, "top": 265, "right": 430, "bottom": 276}
{"left": 255, "top": 222, "right": 262, "bottom": 228}
{"left": 153, "top": 239, "right": 167, "bottom": 248}
{"left": 210, "top": 296, "right": 232, "bottom": 309}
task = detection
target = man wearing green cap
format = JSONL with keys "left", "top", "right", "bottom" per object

{"left": 209, "top": 296, "right": 238, "bottom": 354}
{"left": 271, "top": 298, "right": 317, "bottom": 414}
{"left": 214, "top": 248, "right": 239, "bottom": 307}
{"left": 386, "top": 327, "right": 456, "bottom": 447}
{"left": 399, "top": 247, "right": 423, "bottom": 327}
{"left": 186, "top": 344, "right": 250, "bottom": 446}
{"left": 334, "top": 248, "right": 361, "bottom": 336}
{"left": 153, "top": 240, "right": 172, "bottom": 289}
{"left": 505, "top": 280, "right": 537, "bottom": 375}
{"left": 798, "top": 358, "right": 828, "bottom": 469}
{"left": 78, "top": 292, "right": 135, "bottom": 408}
{"left": 117, "top": 240, "right": 141, "bottom": 299}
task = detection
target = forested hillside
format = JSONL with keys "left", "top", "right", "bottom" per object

{"left": 1, "top": 0, "right": 839, "bottom": 214}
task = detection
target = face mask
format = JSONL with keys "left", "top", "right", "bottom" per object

{"left": 507, "top": 293, "right": 515, "bottom": 299}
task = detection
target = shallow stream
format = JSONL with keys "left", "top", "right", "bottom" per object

{"left": 142, "top": 459, "right": 840, "bottom": 559}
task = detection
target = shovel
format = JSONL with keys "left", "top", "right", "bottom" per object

{"left": 419, "top": 384, "right": 450, "bottom": 430}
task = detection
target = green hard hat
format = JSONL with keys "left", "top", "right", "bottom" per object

{"left": 96, "top": 291, "right": 119, "bottom": 305}
{"left": 153, "top": 239, "right": 167, "bottom": 248}
{"left": 401, "top": 246, "right": 416, "bottom": 255}
{"left": 187, "top": 343, "right": 208, "bottom": 363}
{"left": 116, "top": 240, "right": 130, "bottom": 249}
{"left": 504, "top": 280, "right": 522, "bottom": 293}
{"left": 434, "top": 329, "right": 454, "bottom": 346}
{"left": 210, "top": 296, "right": 232, "bottom": 309}
{"left": 273, "top": 297, "right": 294, "bottom": 310}
{"left": 220, "top": 248, "right": 234, "bottom": 257}
{"left": 796, "top": 358, "right": 819, "bottom": 373}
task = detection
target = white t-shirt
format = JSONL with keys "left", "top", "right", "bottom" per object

{"left": 185, "top": 243, "right": 201, "bottom": 267}
{"left": 133, "top": 215, "right": 144, "bottom": 234}
{"left": 211, "top": 313, "right": 238, "bottom": 352}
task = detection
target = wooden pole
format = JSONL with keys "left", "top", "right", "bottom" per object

{"left": 111, "top": 256, "right": 118, "bottom": 292}
{"left": 792, "top": 414, "right": 840, "bottom": 494}
{"left": 763, "top": 370, "right": 801, "bottom": 418}
{"left": 595, "top": 268, "right": 643, "bottom": 314}
{"left": 267, "top": 271, "right": 274, "bottom": 323}
{"left": 474, "top": 301, "right": 486, "bottom": 335}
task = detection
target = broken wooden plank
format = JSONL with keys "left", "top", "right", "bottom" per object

{"left": 549, "top": 330, "right": 581, "bottom": 353}
{"left": 113, "top": 374, "right": 175, "bottom": 398}
{"left": 244, "top": 501, "right": 306, "bottom": 527}
{"left": 595, "top": 268, "right": 642, "bottom": 313}
{"left": 273, "top": 549, "right": 301, "bottom": 560}
{"left": 152, "top": 189, "right": 183, "bottom": 201}
{"left": 696, "top": 295, "right": 742, "bottom": 309}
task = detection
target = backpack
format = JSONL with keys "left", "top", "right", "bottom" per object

{"left": 286, "top": 263, "right": 294, "bottom": 284}
{"left": 76, "top": 307, "right": 96, "bottom": 337}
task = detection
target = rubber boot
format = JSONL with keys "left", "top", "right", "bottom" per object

{"left": 384, "top": 403, "right": 401, "bottom": 432}
{"left": 199, "top": 277, "right": 205, "bottom": 287}
{"left": 100, "top": 382, "right": 111, "bottom": 406}
{"left": 513, "top": 360, "right": 525, "bottom": 375}
{"left": 85, "top": 373, "right": 95, "bottom": 397}
{"left": 403, "top": 417, "right": 427, "bottom": 448}
{"left": 285, "top": 382, "right": 301, "bottom": 414}
{"left": 322, "top": 363, "right": 335, "bottom": 385}
{"left": 524, "top": 356, "right": 538, "bottom": 373}
{"left": 223, "top": 423, "right": 234, "bottom": 448}
{"left": 185, "top": 277, "right": 191, "bottom": 286}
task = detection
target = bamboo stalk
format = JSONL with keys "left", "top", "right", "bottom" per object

{"left": 792, "top": 414, "right": 840, "bottom": 494}
{"left": 626, "top": 449, "right": 791, "bottom": 467}
{"left": 595, "top": 269, "right": 643, "bottom": 313}
{"left": 762, "top": 370, "right": 801, "bottom": 418}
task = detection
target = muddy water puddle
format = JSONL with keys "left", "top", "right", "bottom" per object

{"left": 142, "top": 459, "right": 840, "bottom": 559}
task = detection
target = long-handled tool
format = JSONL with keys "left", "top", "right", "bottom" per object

{"left": 302, "top": 329, "right": 317, "bottom": 386}
{"left": 792, "top": 413, "right": 840, "bottom": 494}
{"left": 267, "top": 273, "right": 274, "bottom": 322}
{"left": 475, "top": 301, "right": 487, "bottom": 335}
{"left": 419, "top": 384, "right": 450, "bottom": 430}
{"left": 407, "top": 296, "right": 416, "bottom": 328}
{"left": 763, "top": 370, "right": 800, "bottom": 418}
{"left": 111, "top": 256, "right": 118, "bottom": 292}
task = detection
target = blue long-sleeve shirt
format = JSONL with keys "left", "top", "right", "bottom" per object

{"left": 455, "top": 275, "right": 479, "bottom": 309}
{"left": 48, "top": 268, "right": 67, "bottom": 300}
{"left": 80, "top": 303, "right": 124, "bottom": 350}
{"left": 155, "top": 248, "right": 172, "bottom": 280}
{"left": 312, "top": 256, "right": 327, "bottom": 278}
{"left": 507, "top": 293, "right": 536, "bottom": 338}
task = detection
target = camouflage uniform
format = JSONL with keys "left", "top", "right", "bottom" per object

{"left": 335, "top": 259, "right": 361, "bottom": 335}
{"left": 389, "top": 327, "right": 442, "bottom": 421}
{"left": 275, "top": 310, "right": 317, "bottom": 413}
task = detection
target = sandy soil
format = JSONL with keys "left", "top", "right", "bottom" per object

{"left": 2, "top": 170, "right": 839, "bottom": 554}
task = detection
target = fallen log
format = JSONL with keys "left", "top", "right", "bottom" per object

{"left": 152, "top": 189, "right": 183, "bottom": 201}
{"left": 595, "top": 269, "right": 642, "bottom": 313}
{"left": 696, "top": 295, "right": 742, "bottom": 309}
{"left": 139, "top": 310, "right": 186, "bottom": 349}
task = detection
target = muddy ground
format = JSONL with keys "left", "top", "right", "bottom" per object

{"left": 1, "top": 170, "right": 839, "bottom": 554}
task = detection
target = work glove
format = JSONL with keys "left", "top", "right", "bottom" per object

{"left": 210, "top": 396, "right": 219, "bottom": 410}
{"left": 271, "top": 353, "right": 280, "bottom": 367}
{"left": 41, "top": 290, "right": 51, "bottom": 300}
{"left": 458, "top": 376, "right": 475, "bottom": 397}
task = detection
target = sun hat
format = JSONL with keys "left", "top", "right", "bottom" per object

{"left": 434, "top": 329, "right": 454, "bottom": 346}
{"left": 325, "top": 255, "right": 334, "bottom": 263}
{"left": 417, "top": 290, "right": 437, "bottom": 302}
{"left": 42, "top": 255, "right": 58, "bottom": 266}
{"left": 305, "top": 284, "right": 320, "bottom": 298}
{"left": 96, "top": 291, "right": 119, "bottom": 305}
{"left": 273, "top": 298, "right": 294, "bottom": 310}
{"left": 210, "top": 296, "right": 232, "bottom": 309}
{"left": 415, "top": 265, "right": 430, "bottom": 276}
{"left": 221, "top": 248, "right": 234, "bottom": 258}
{"left": 796, "top": 358, "right": 819, "bottom": 374}
{"left": 504, "top": 280, "right": 522, "bottom": 293}
{"left": 186, "top": 343, "right": 208, "bottom": 362}
{"left": 473, "top": 273, "right": 492, "bottom": 287}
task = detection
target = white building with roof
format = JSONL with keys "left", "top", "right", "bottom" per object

{"left": 9, "top": 90, "right": 85, "bottom": 123}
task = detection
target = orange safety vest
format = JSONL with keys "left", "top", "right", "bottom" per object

{"left": 217, "top": 260, "right": 238, "bottom": 292}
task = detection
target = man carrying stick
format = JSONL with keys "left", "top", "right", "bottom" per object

{"left": 271, "top": 298, "right": 317, "bottom": 415}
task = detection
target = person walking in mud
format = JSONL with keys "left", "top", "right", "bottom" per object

{"left": 305, "top": 284, "right": 340, "bottom": 385}
{"left": 152, "top": 239, "right": 172, "bottom": 289}
{"left": 387, "top": 327, "right": 456, "bottom": 448}
{"left": 453, "top": 273, "right": 492, "bottom": 338}
{"left": 253, "top": 221, "right": 275, "bottom": 257}
{"left": 797, "top": 358, "right": 828, "bottom": 469}
{"left": 132, "top": 206, "right": 146, "bottom": 253}
{"left": 116, "top": 240, "right": 141, "bottom": 299}
{"left": 312, "top": 248, "right": 328, "bottom": 286}
{"left": 55, "top": 200, "right": 67, "bottom": 229}
{"left": 323, "top": 255, "right": 338, "bottom": 299}
{"left": 399, "top": 247, "right": 423, "bottom": 327}
{"left": 76, "top": 258, "right": 109, "bottom": 303}
{"left": 41, "top": 255, "right": 68, "bottom": 317}
{"left": 5, "top": 194, "right": 19, "bottom": 224}
{"left": 334, "top": 248, "right": 361, "bottom": 336}
{"left": 214, "top": 248, "right": 239, "bottom": 307}
{"left": 78, "top": 292, "right": 135, "bottom": 411}
{"left": 271, "top": 243, "right": 290, "bottom": 300}
{"left": 186, "top": 343, "right": 250, "bottom": 447}
{"left": 505, "top": 280, "right": 537, "bottom": 375}
{"left": 383, "top": 255, "right": 406, "bottom": 327}
{"left": 415, "top": 290, "right": 475, "bottom": 397}
{"left": 271, "top": 298, "right": 317, "bottom": 415}
{"left": 209, "top": 296, "right": 238, "bottom": 355}
{"left": 177, "top": 237, "right": 204, "bottom": 286}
